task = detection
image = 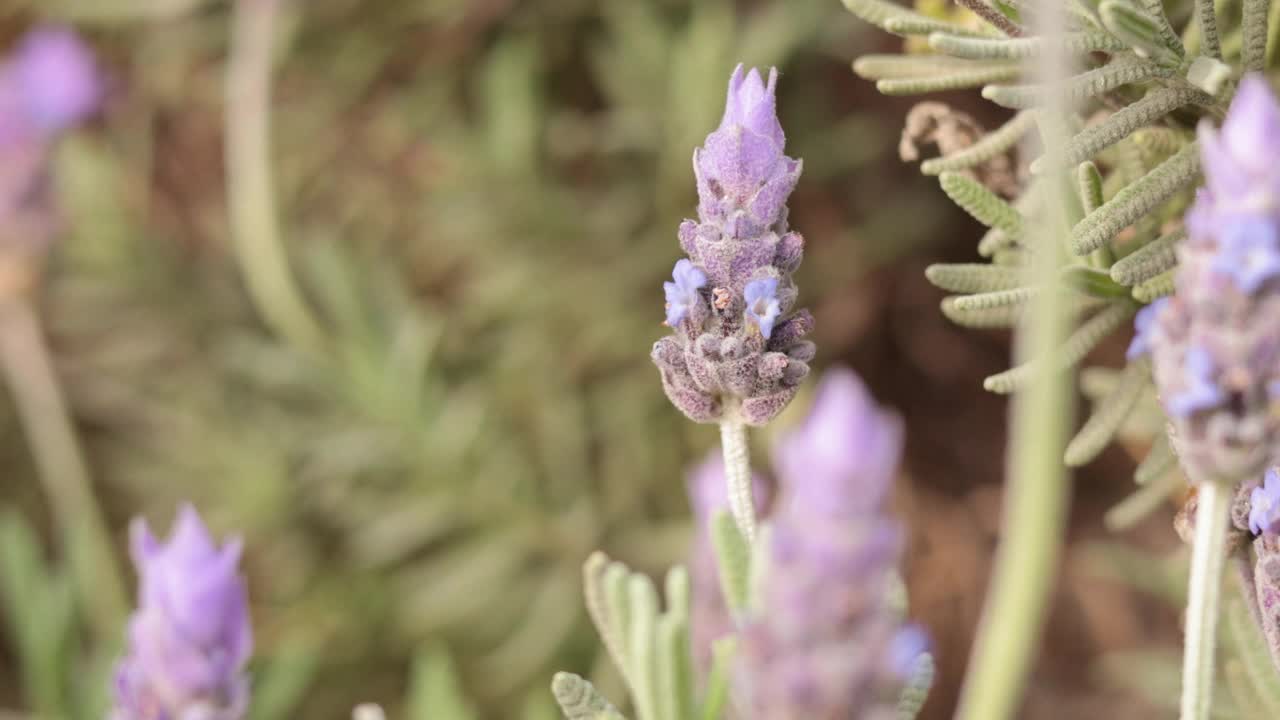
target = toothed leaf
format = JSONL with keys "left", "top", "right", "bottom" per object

{"left": 1110, "top": 229, "right": 1183, "bottom": 286}
{"left": 1072, "top": 141, "right": 1200, "bottom": 255}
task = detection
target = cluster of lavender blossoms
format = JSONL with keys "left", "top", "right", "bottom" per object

{"left": 112, "top": 505, "right": 253, "bottom": 720}
{"left": 1135, "top": 75, "right": 1280, "bottom": 485}
{"left": 651, "top": 64, "right": 814, "bottom": 427}
{"left": 0, "top": 26, "right": 99, "bottom": 283}
{"left": 734, "top": 369, "right": 925, "bottom": 719}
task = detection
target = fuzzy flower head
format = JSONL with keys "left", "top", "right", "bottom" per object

{"left": 1148, "top": 75, "right": 1280, "bottom": 482}
{"left": 112, "top": 505, "right": 252, "bottom": 720}
{"left": 736, "top": 367, "right": 920, "bottom": 719}
{"left": 652, "top": 64, "right": 813, "bottom": 427}
{"left": 1251, "top": 469, "right": 1280, "bottom": 536}
{"left": 0, "top": 26, "right": 100, "bottom": 146}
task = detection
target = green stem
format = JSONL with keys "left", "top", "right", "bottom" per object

{"left": 0, "top": 299, "right": 127, "bottom": 642}
{"left": 226, "top": 0, "right": 326, "bottom": 353}
{"left": 956, "top": 4, "right": 1074, "bottom": 715}
{"left": 1181, "top": 479, "right": 1230, "bottom": 720}
{"left": 718, "top": 401, "right": 756, "bottom": 544}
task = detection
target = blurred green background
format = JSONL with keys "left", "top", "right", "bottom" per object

{"left": 0, "top": 0, "right": 1185, "bottom": 718}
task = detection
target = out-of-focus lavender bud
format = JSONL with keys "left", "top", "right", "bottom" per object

{"left": 736, "top": 368, "right": 922, "bottom": 719}
{"left": 1250, "top": 468, "right": 1280, "bottom": 535}
{"left": 652, "top": 64, "right": 812, "bottom": 427}
{"left": 112, "top": 505, "right": 252, "bottom": 720}
{"left": 1147, "top": 75, "right": 1280, "bottom": 483}
{"left": 0, "top": 27, "right": 100, "bottom": 289}
{"left": 10, "top": 27, "right": 100, "bottom": 136}
{"left": 686, "top": 453, "right": 770, "bottom": 678}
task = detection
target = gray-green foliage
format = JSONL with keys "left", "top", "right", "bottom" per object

{"left": 843, "top": 0, "right": 1271, "bottom": 525}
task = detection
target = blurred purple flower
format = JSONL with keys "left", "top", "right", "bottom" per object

{"left": 664, "top": 259, "right": 708, "bottom": 327}
{"left": 11, "top": 27, "right": 100, "bottom": 135}
{"left": 652, "top": 64, "right": 813, "bottom": 427}
{"left": 1126, "top": 298, "right": 1166, "bottom": 360}
{"left": 1250, "top": 469, "right": 1280, "bottom": 536}
{"left": 1166, "top": 346, "right": 1226, "bottom": 417}
{"left": 1149, "top": 75, "right": 1280, "bottom": 481}
{"left": 112, "top": 505, "right": 252, "bottom": 720}
{"left": 736, "top": 367, "right": 919, "bottom": 718}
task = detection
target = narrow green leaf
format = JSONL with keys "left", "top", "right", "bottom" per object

{"left": 1046, "top": 88, "right": 1206, "bottom": 171}
{"left": 1244, "top": 0, "right": 1273, "bottom": 70}
{"left": 709, "top": 511, "right": 750, "bottom": 617}
{"left": 1077, "top": 162, "right": 1105, "bottom": 214}
{"left": 925, "top": 264, "right": 1024, "bottom": 293}
{"left": 1133, "top": 270, "right": 1175, "bottom": 302}
{"left": 627, "top": 575, "right": 660, "bottom": 720}
{"left": 1064, "top": 358, "right": 1148, "bottom": 466}
{"left": 583, "top": 553, "right": 630, "bottom": 681}
{"left": 927, "top": 31, "right": 1125, "bottom": 59}
{"left": 985, "top": 302, "right": 1134, "bottom": 394}
{"left": 1224, "top": 660, "right": 1272, "bottom": 720}
{"left": 1059, "top": 266, "right": 1131, "bottom": 299}
{"left": 1104, "top": 467, "right": 1184, "bottom": 529}
{"left": 551, "top": 673, "right": 627, "bottom": 720}
{"left": 897, "top": 653, "right": 936, "bottom": 720}
{"left": 1226, "top": 596, "right": 1280, "bottom": 713}
{"left": 407, "top": 644, "right": 480, "bottom": 720}
{"left": 854, "top": 54, "right": 1015, "bottom": 80}
{"left": 248, "top": 646, "right": 319, "bottom": 720}
{"left": 1110, "top": 229, "right": 1183, "bottom": 286}
{"left": 981, "top": 56, "right": 1170, "bottom": 109}
{"left": 921, "top": 111, "right": 1037, "bottom": 175}
{"left": 1099, "top": 0, "right": 1185, "bottom": 66}
{"left": 656, "top": 614, "right": 694, "bottom": 720}
{"left": 604, "top": 562, "right": 633, "bottom": 681}
{"left": 1132, "top": 0, "right": 1187, "bottom": 54}
{"left": 1134, "top": 432, "right": 1174, "bottom": 485}
{"left": 1193, "top": 0, "right": 1222, "bottom": 58}
{"left": 877, "top": 66, "right": 1022, "bottom": 95}
{"left": 978, "top": 227, "right": 1016, "bottom": 257}
{"left": 940, "top": 298, "right": 1023, "bottom": 327}
{"left": 939, "top": 172, "right": 1024, "bottom": 236}
{"left": 951, "top": 287, "right": 1038, "bottom": 312}
{"left": 698, "top": 638, "right": 736, "bottom": 720}
{"left": 1072, "top": 141, "right": 1200, "bottom": 255}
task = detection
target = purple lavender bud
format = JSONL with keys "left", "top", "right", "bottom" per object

{"left": 11, "top": 27, "right": 100, "bottom": 136}
{"left": 1148, "top": 75, "right": 1280, "bottom": 483}
{"left": 665, "top": 259, "right": 708, "bottom": 327}
{"left": 112, "top": 505, "right": 252, "bottom": 720}
{"left": 686, "top": 453, "right": 770, "bottom": 677}
{"left": 1251, "top": 469, "right": 1280, "bottom": 535}
{"left": 736, "top": 368, "right": 919, "bottom": 718}
{"left": 0, "top": 28, "right": 99, "bottom": 270}
{"left": 652, "top": 64, "right": 811, "bottom": 427}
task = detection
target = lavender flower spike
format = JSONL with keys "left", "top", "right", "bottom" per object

{"left": 1147, "top": 74, "right": 1280, "bottom": 483}
{"left": 0, "top": 27, "right": 100, "bottom": 287}
{"left": 737, "top": 368, "right": 923, "bottom": 719}
{"left": 651, "top": 63, "right": 812, "bottom": 427}
{"left": 112, "top": 504, "right": 252, "bottom": 720}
